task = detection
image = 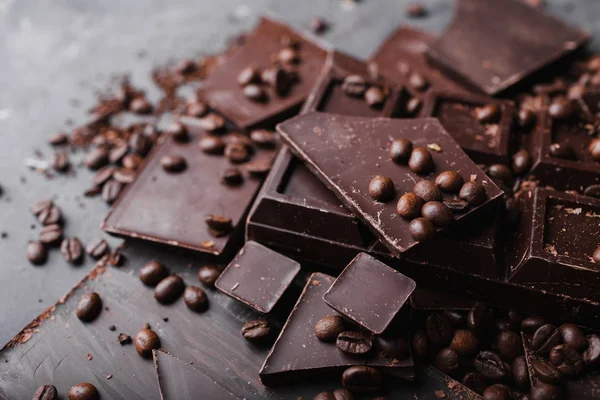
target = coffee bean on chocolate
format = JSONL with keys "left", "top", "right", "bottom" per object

{"left": 408, "top": 217, "right": 435, "bottom": 241}
{"left": 341, "top": 75, "right": 368, "bottom": 97}
{"left": 549, "top": 142, "right": 576, "bottom": 160}
{"left": 183, "top": 285, "right": 208, "bottom": 312}
{"left": 315, "top": 315, "right": 345, "bottom": 342}
{"left": 167, "top": 121, "right": 188, "bottom": 142}
{"left": 522, "top": 316, "right": 547, "bottom": 332}
{"left": 408, "top": 72, "right": 429, "bottom": 91}
{"left": 112, "top": 168, "right": 136, "bottom": 184}
{"left": 462, "top": 372, "right": 486, "bottom": 395}
{"left": 27, "top": 241, "right": 47, "bottom": 265}
{"left": 364, "top": 86, "right": 386, "bottom": 108}
{"left": 241, "top": 318, "right": 271, "bottom": 341}
{"left": 426, "top": 312, "right": 453, "bottom": 345}
{"left": 341, "top": 366, "right": 382, "bottom": 393}
{"left": 487, "top": 164, "right": 512, "bottom": 184}
{"left": 550, "top": 344, "right": 584, "bottom": 375}
{"left": 414, "top": 180, "right": 442, "bottom": 202}
{"left": 199, "top": 136, "right": 225, "bottom": 155}
{"left": 332, "top": 388, "right": 354, "bottom": 400}
{"left": 243, "top": 84, "right": 267, "bottom": 102}
{"left": 39, "top": 224, "right": 63, "bottom": 246}
{"left": 68, "top": 382, "right": 99, "bottom": 400}
{"left": 75, "top": 292, "right": 102, "bottom": 322}
{"left": 496, "top": 330, "right": 523, "bottom": 360}
{"left": 408, "top": 147, "right": 434, "bottom": 174}
{"left": 336, "top": 331, "right": 373, "bottom": 355}
{"left": 375, "top": 336, "right": 410, "bottom": 360}
{"left": 558, "top": 323, "right": 587, "bottom": 351}
{"left": 186, "top": 101, "right": 208, "bottom": 118}
{"left": 277, "top": 47, "right": 299, "bottom": 64}
{"left": 450, "top": 329, "right": 478, "bottom": 356}
{"left": 84, "top": 147, "right": 109, "bottom": 170}
{"left": 52, "top": 151, "right": 70, "bottom": 172}
{"left": 224, "top": 143, "right": 250, "bottom": 164}
{"left": 512, "top": 149, "right": 532, "bottom": 175}
{"left": 368, "top": 175, "right": 395, "bottom": 202}
{"left": 532, "top": 359, "right": 562, "bottom": 384}
{"left": 389, "top": 138, "right": 413, "bottom": 164}
{"left": 530, "top": 383, "right": 563, "bottom": 400}
{"left": 237, "top": 66, "right": 260, "bottom": 86}
{"left": 518, "top": 108, "right": 536, "bottom": 129}
{"left": 460, "top": 181, "right": 486, "bottom": 206}
{"left": 32, "top": 384, "right": 58, "bottom": 400}
{"left": 313, "top": 392, "right": 335, "bottom": 400}
{"left": 135, "top": 328, "right": 161, "bottom": 357}
{"left": 532, "top": 324, "right": 562, "bottom": 354}
{"left": 588, "top": 138, "right": 600, "bottom": 161}
{"left": 584, "top": 334, "right": 600, "bottom": 366}
{"left": 261, "top": 67, "right": 289, "bottom": 94}
{"left": 61, "top": 237, "right": 83, "bottom": 264}
{"left": 476, "top": 104, "right": 501, "bottom": 124}
{"left": 160, "top": 154, "right": 187, "bottom": 172}
{"left": 435, "top": 347, "right": 460, "bottom": 376}
{"left": 199, "top": 113, "right": 225, "bottom": 132}
{"left": 421, "top": 201, "right": 454, "bottom": 226}
{"left": 435, "top": 171, "right": 464, "bottom": 193}
{"left": 221, "top": 168, "right": 244, "bottom": 186}
{"left": 548, "top": 97, "right": 575, "bottom": 120}
{"left": 250, "top": 129, "right": 276, "bottom": 147}
{"left": 101, "top": 180, "right": 123, "bottom": 204}
{"left": 154, "top": 275, "right": 185, "bottom": 304}
{"left": 412, "top": 330, "right": 429, "bottom": 360}
{"left": 512, "top": 356, "right": 530, "bottom": 388}
{"left": 140, "top": 261, "right": 169, "bottom": 287}
{"left": 93, "top": 166, "right": 116, "bottom": 187}
{"left": 475, "top": 351, "right": 508, "bottom": 380}
{"left": 396, "top": 192, "right": 423, "bottom": 219}
{"left": 109, "top": 144, "right": 129, "bottom": 165}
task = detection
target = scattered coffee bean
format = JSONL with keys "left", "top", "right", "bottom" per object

{"left": 221, "top": 168, "right": 244, "bottom": 186}
{"left": 197, "top": 265, "right": 221, "bottom": 288}
{"left": 435, "top": 171, "right": 464, "bottom": 193}
{"left": 140, "top": 261, "right": 169, "bottom": 287}
{"left": 336, "top": 331, "right": 373, "bottom": 355}
{"left": 37, "top": 204, "right": 62, "bottom": 226}
{"left": 396, "top": 192, "right": 422, "bottom": 219}
{"left": 532, "top": 358, "right": 562, "bottom": 383}
{"left": 183, "top": 285, "right": 208, "bottom": 312}
{"left": 588, "top": 138, "right": 600, "bottom": 161}
{"left": 112, "top": 168, "right": 136, "bottom": 184}
{"left": 154, "top": 275, "right": 185, "bottom": 304}
{"left": 518, "top": 108, "right": 536, "bottom": 129}
{"left": 68, "top": 382, "right": 99, "bottom": 400}
{"left": 512, "top": 355, "right": 530, "bottom": 388}
{"left": 332, "top": 388, "right": 354, "bottom": 400}
{"left": 129, "top": 97, "right": 152, "bottom": 114}
{"left": 185, "top": 101, "right": 208, "bottom": 118}
{"left": 426, "top": 312, "right": 453, "bottom": 345}
{"left": 421, "top": 201, "right": 454, "bottom": 226}
{"left": 450, "top": 329, "right": 479, "bottom": 356}
{"left": 199, "top": 136, "right": 225, "bottom": 155}
{"left": 108, "top": 249, "right": 124, "bottom": 267}
{"left": 406, "top": 3, "right": 428, "bottom": 17}
{"left": 250, "top": 129, "right": 276, "bottom": 147}
{"left": 237, "top": 66, "right": 260, "bottom": 86}
{"left": 118, "top": 333, "right": 131, "bottom": 345}
{"left": 129, "top": 132, "right": 152, "bottom": 156}
{"left": 487, "top": 164, "right": 512, "bottom": 184}
{"left": 167, "top": 121, "right": 188, "bottom": 142}
{"left": 246, "top": 159, "right": 272, "bottom": 176}
{"left": 341, "top": 75, "right": 367, "bottom": 97}
{"left": 32, "top": 384, "right": 58, "bottom": 400}
{"left": 496, "top": 330, "right": 523, "bottom": 360}
{"left": 583, "top": 334, "right": 600, "bottom": 366}
{"left": 135, "top": 328, "right": 161, "bottom": 358}
{"left": 375, "top": 336, "right": 409, "bottom": 360}
{"left": 549, "top": 344, "right": 584, "bottom": 375}
{"left": 474, "top": 351, "right": 508, "bottom": 380}
{"left": 468, "top": 303, "right": 493, "bottom": 331}
{"left": 389, "top": 138, "right": 413, "bottom": 163}
{"left": 198, "top": 113, "right": 226, "bottom": 133}
{"left": 52, "top": 151, "right": 70, "bottom": 172}
{"left": 109, "top": 144, "right": 129, "bottom": 164}
{"left": 408, "top": 147, "right": 434, "bottom": 174}
{"left": 462, "top": 372, "right": 486, "bottom": 395}
{"left": 160, "top": 154, "right": 187, "bottom": 173}
{"left": 558, "top": 323, "right": 587, "bottom": 351}
{"left": 476, "top": 104, "right": 501, "bottom": 124}
{"left": 414, "top": 180, "right": 442, "bottom": 202}
{"left": 241, "top": 318, "right": 271, "bottom": 341}
{"left": 61, "top": 237, "right": 83, "bottom": 264}
{"left": 341, "top": 366, "right": 382, "bottom": 393}
{"left": 224, "top": 143, "right": 250, "bottom": 163}
{"left": 408, "top": 72, "right": 429, "bottom": 91}
{"left": 76, "top": 292, "right": 102, "bottom": 322}
{"left": 243, "top": 84, "right": 267, "bottom": 102}
{"left": 444, "top": 310, "right": 467, "bottom": 327}
{"left": 522, "top": 316, "right": 547, "bottom": 332}
{"left": 532, "top": 324, "right": 562, "bottom": 354}
{"left": 460, "top": 181, "right": 486, "bottom": 206}
{"left": 368, "top": 175, "right": 395, "bottom": 202}
{"left": 530, "top": 383, "right": 563, "bottom": 400}
{"left": 412, "top": 330, "right": 429, "bottom": 360}
{"left": 405, "top": 96, "right": 422, "bottom": 115}
{"left": 435, "top": 347, "right": 460, "bottom": 375}
{"left": 364, "top": 86, "right": 386, "bottom": 107}
{"left": 101, "top": 180, "right": 123, "bottom": 204}
{"left": 39, "top": 224, "right": 63, "bottom": 246}
{"left": 31, "top": 199, "right": 53, "bottom": 216}
{"left": 84, "top": 147, "right": 109, "bottom": 170}
{"left": 548, "top": 97, "right": 575, "bottom": 120}
{"left": 512, "top": 149, "right": 532, "bottom": 175}
{"left": 408, "top": 217, "right": 435, "bottom": 241}
{"left": 224, "top": 132, "right": 253, "bottom": 148}
{"left": 49, "top": 133, "right": 68, "bottom": 146}
{"left": 92, "top": 166, "right": 115, "bottom": 187}
{"left": 27, "top": 241, "right": 47, "bottom": 265}
{"left": 549, "top": 142, "right": 576, "bottom": 160}
{"left": 482, "top": 384, "right": 511, "bottom": 400}
{"left": 314, "top": 315, "right": 345, "bottom": 342}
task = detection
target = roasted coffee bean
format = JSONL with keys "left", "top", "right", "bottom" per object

{"left": 421, "top": 201, "right": 454, "bottom": 226}
{"left": 313, "top": 392, "right": 335, "bottom": 400}
{"left": 199, "top": 136, "right": 225, "bottom": 155}
{"left": 550, "top": 344, "right": 584, "bottom": 375}
{"left": 476, "top": 104, "right": 501, "bottom": 124}
{"left": 508, "top": 310, "right": 524, "bottom": 326}
{"left": 482, "top": 385, "right": 511, "bottom": 400}
{"left": 450, "top": 329, "right": 478, "bottom": 356}
{"left": 558, "top": 323, "right": 587, "bottom": 351}
{"left": 140, "top": 261, "right": 169, "bottom": 287}
{"left": 315, "top": 315, "right": 345, "bottom": 342}
{"left": 497, "top": 330, "right": 523, "bottom": 360}
{"left": 27, "top": 241, "right": 47, "bottom": 265}
{"left": 85, "top": 238, "right": 109, "bottom": 259}
{"left": 221, "top": 168, "right": 244, "bottom": 186}
{"left": 250, "top": 129, "right": 276, "bottom": 147}
{"left": 167, "top": 121, "right": 188, "bottom": 142}
{"left": 364, "top": 87, "right": 386, "bottom": 107}
{"left": 513, "top": 356, "right": 530, "bottom": 388}
{"left": 408, "top": 147, "right": 434, "bottom": 174}
{"left": 128, "top": 132, "right": 152, "bottom": 155}
{"left": 309, "top": 17, "right": 328, "bottom": 34}
{"left": 76, "top": 292, "right": 102, "bottom": 322}
{"left": 443, "top": 199, "right": 470, "bottom": 212}
{"left": 460, "top": 181, "right": 486, "bottom": 206}
{"left": 522, "top": 316, "right": 547, "bottom": 332}
{"left": 205, "top": 215, "right": 233, "bottom": 234}
{"left": 135, "top": 328, "right": 161, "bottom": 357}
{"left": 241, "top": 318, "right": 271, "bottom": 341}
{"left": 129, "top": 97, "right": 152, "bottom": 114}
{"left": 61, "top": 237, "right": 83, "bottom": 264}
{"left": 33, "top": 384, "right": 58, "bottom": 400}
{"left": 530, "top": 383, "right": 563, "bottom": 400}
{"left": 196, "top": 113, "right": 224, "bottom": 133}
{"left": 184, "top": 285, "right": 208, "bottom": 312}
{"left": 237, "top": 66, "right": 260, "bottom": 86}
{"left": 38, "top": 204, "right": 62, "bottom": 226}
{"left": 414, "top": 180, "right": 442, "bottom": 202}
{"left": 568, "top": 83, "right": 586, "bottom": 99}
{"left": 532, "top": 324, "right": 561, "bottom": 354}
{"left": 462, "top": 372, "right": 486, "bottom": 395}
{"left": 518, "top": 108, "right": 536, "bottom": 129}
{"left": 259, "top": 66, "right": 286, "bottom": 90}
{"left": 426, "top": 312, "right": 453, "bottom": 345}
{"left": 532, "top": 359, "right": 562, "bottom": 383}
{"left": 113, "top": 168, "right": 136, "bottom": 184}
{"left": 224, "top": 132, "right": 253, "bottom": 148}
{"left": 118, "top": 333, "right": 131, "bottom": 345}
{"left": 396, "top": 193, "right": 422, "bottom": 219}
{"left": 31, "top": 199, "right": 53, "bottom": 216}
{"left": 375, "top": 336, "right": 410, "bottom": 360}
{"left": 435, "top": 347, "right": 460, "bottom": 376}
{"left": 389, "top": 138, "right": 413, "bottom": 163}
{"left": 39, "top": 224, "right": 63, "bottom": 246}
{"left": 243, "top": 84, "right": 267, "bottom": 102}
{"left": 108, "top": 249, "right": 124, "bottom": 267}
{"left": 341, "top": 366, "right": 382, "bottom": 393}
{"left": 474, "top": 351, "right": 509, "bottom": 380}
{"left": 49, "top": 133, "right": 68, "bottom": 146}
{"left": 468, "top": 302, "right": 493, "bottom": 331}
{"left": 186, "top": 101, "right": 208, "bottom": 118}
{"left": 109, "top": 144, "right": 129, "bottom": 164}
{"left": 197, "top": 265, "right": 221, "bottom": 288}
{"left": 332, "top": 388, "right": 354, "bottom": 400}
{"left": 368, "top": 175, "right": 395, "bottom": 202}
{"left": 408, "top": 72, "right": 429, "bottom": 91}
{"left": 84, "top": 147, "right": 109, "bottom": 170}
{"left": 406, "top": 3, "right": 428, "bottom": 17}
{"left": 68, "top": 382, "right": 99, "bottom": 400}
{"left": 101, "top": 180, "right": 123, "bottom": 204}
{"left": 549, "top": 142, "right": 576, "bottom": 160}
{"left": 160, "top": 154, "right": 187, "bottom": 172}
{"left": 277, "top": 47, "right": 299, "bottom": 64}
{"left": 512, "top": 149, "right": 532, "bottom": 175}
{"left": 583, "top": 334, "right": 600, "bottom": 366}
{"left": 93, "top": 166, "right": 116, "bottom": 187}
{"left": 246, "top": 159, "right": 272, "bottom": 176}
{"left": 337, "top": 331, "right": 373, "bottom": 355}
{"left": 435, "top": 171, "right": 464, "bottom": 193}
{"left": 52, "top": 151, "right": 70, "bottom": 172}
{"left": 585, "top": 185, "right": 600, "bottom": 199}
{"left": 154, "top": 275, "right": 185, "bottom": 304}
{"left": 487, "top": 164, "right": 512, "bottom": 184}
{"left": 443, "top": 311, "right": 467, "bottom": 327}
{"left": 588, "top": 138, "right": 600, "bottom": 161}
{"left": 224, "top": 143, "right": 250, "bottom": 164}
{"left": 548, "top": 97, "right": 574, "bottom": 120}
{"left": 408, "top": 217, "right": 435, "bottom": 241}
{"left": 412, "top": 330, "right": 429, "bottom": 360}
{"left": 405, "top": 97, "right": 422, "bottom": 115}
{"left": 341, "top": 75, "right": 368, "bottom": 97}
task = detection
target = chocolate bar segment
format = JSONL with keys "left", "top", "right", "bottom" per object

{"left": 197, "top": 17, "right": 328, "bottom": 129}
{"left": 427, "top": 0, "right": 590, "bottom": 95}
{"left": 215, "top": 241, "right": 300, "bottom": 314}
{"left": 259, "top": 272, "right": 415, "bottom": 386}
{"left": 323, "top": 253, "right": 416, "bottom": 334}
{"left": 277, "top": 112, "right": 503, "bottom": 254}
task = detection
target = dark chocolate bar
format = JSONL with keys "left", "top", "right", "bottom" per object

{"left": 197, "top": 17, "right": 329, "bottom": 129}
{"left": 427, "top": 0, "right": 591, "bottom": 95}
{"left": 215, "top": 241, "right": 300, "bottom": 314}
{"left": 276, "top": 112, "right": 503, "bottom": 254}
{"left": 259, "top": 272, "right": 415, "bottom": 386}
